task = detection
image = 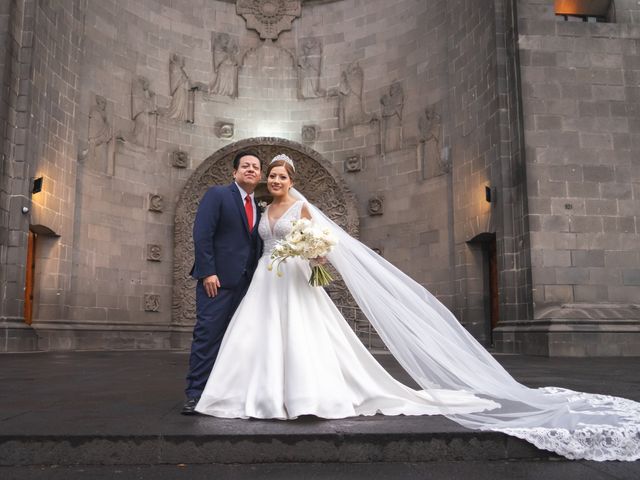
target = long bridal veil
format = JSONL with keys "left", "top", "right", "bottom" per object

{"left": 291, "top": 188, "right": 640, "bottom": 461}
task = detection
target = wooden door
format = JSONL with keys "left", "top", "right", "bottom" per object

{"left": 24, "top": 231, "right": 36, "bottom": 325}
{"left": 489, "top": 236, "right": 499, "bottom": 330}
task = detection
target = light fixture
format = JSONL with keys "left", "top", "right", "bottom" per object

{"left": 32, "top": 177, "right": 43, "bottom": 194}
{"left": 485, "top": 186, "right": 492, "bottom": 203}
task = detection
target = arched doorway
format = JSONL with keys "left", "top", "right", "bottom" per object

{"left": 171, "top": 137, "right": 360, "bottom": 347}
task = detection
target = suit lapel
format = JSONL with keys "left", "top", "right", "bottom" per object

{"left": 229, "top": 183, "right": 251, "bottom": 237}
{"left": 253, "top": 198, "right": 262, "bottom": 236}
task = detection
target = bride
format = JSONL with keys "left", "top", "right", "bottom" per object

{"left": 196, "top": 154, "right": 640, "bottom": 462}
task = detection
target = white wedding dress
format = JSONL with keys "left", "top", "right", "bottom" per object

{"left": 196, "top": 193, "right": 640, "bottom": 461}
{"left": 196, "top": 200, "right": 498, "bottom": 419}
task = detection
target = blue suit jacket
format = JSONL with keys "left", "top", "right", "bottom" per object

{"left": 190, "top": 183, "right": 263, "bottom": 288}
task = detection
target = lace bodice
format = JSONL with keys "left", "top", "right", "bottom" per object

{"left": 258, "top": 201, "right": 304, "bottom": 255}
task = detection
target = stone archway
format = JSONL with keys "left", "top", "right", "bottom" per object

{"left": 171, "top": 137, "right": 361, "bottom": 346}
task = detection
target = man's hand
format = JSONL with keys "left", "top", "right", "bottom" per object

{"left": 203, "top": 275, "right": 221, "bottom": 298}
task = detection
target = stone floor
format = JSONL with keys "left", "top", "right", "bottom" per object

{"left": 0, "top": 350, "right": 638, "bottom": 476}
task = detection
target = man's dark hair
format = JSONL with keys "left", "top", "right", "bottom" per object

{"left": 232, "top": 150, "right": 261, "bottom": 170}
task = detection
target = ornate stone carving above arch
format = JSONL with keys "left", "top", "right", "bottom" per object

{"left": 236, "top": 0, "right": 301, "bottom": 40}
{"left": 172, "top": 137, "right": 360, "bottom": 337}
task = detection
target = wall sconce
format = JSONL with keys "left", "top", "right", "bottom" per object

{"left": 485, "top": 186, "right": 492, "bottom": 203}
{"left": 32, "top": 177, "right": 43, "bottom": 194}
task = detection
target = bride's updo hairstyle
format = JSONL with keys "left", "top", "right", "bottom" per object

{"left": 267, "top": 154, "right": 295, "bottom": 182}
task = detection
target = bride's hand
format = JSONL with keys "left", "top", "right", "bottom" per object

{"left": 311, "top": 256, "right": 327, "bottom": 266}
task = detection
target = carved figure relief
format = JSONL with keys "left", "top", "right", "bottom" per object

{"left": 298, "top": 37, "right": 324, "bottom": 99}
{"left": 380, "top": 82, "right": 404, "bottom": 154}
{"left": 418, "top": 108, "right": 446, "bottom": 179}
{"left": 144, "top": 294, "right": 160, "bottom": 312}
{"left": 87, "top": 94, "right": 114, "bottom": 175}
{"left": 120, "top": 76, "right": 158, "bottom": 149}
{"left": 148, "top": 194, "right": 164, "bottom": 212}
{"left": 329, "top": 62, "right": 368, "bottom": 130}
{"left": 162, "top": 54, "right": 198, "bottom": 123}
{"left": 236, "top": 0, "right": 302, "bottom": 40}
{"left": 172, "top": 150, "right": 189, "bottom": 169}
{"left": 210, "top": 33, "right": 239, "bottom": 98}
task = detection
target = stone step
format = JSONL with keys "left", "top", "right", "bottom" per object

{"left": 0, "top": 429, "right": 548, "bottom": 466}
{"left": 2, "top": 351, "right": 636, "bottom": 467}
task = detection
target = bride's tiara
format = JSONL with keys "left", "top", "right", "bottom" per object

{"left": 270, "top": 153, "right": 295, "bottom": 171}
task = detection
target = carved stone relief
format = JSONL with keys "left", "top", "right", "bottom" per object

{"left": 380, "top": 82, "right": 404, "bottom": 154}
{"left": 161, "top": 54, "right": 201, "bottom": 124}
{"left": 236, "top": 0, "right": 302, "bottom": 40}
{"left": 144, "top": 294, "right": 160, "bottom": 312}
{"left": 125, "top": 76, "right": 158, "bottom": 149}
{"left": 210, "top": 33, "right": 239, "bottom": 98}
{"left": 147, "top": 244, "right": 162, "bottom": 262}
{"left": 344, "top": 154, "right": 362, "bottom": 173}
{"left": 301, "top": 125, "right": 317, "bottom": 142}
{"left": 329, "top": 62, "right": 369, "bottom": 130}
{"left": 148, "top": 194, "right": 164, "bottom": 213}
{"left": 440, "top": 146, "right": 452, "bottom": 174}
{"left": 87, "top": 94, "right": 114, "bottom": 175}
{"left": 215, "top": 122, "right": 235, "bottom": 139}
{"left": 298, "top": 37, "right": 324, "bottom": 99}
{"left": 172, "top": 138, "right": 367, "bottom": 341}
{"left": 418, "top": 108, "right": 447, "bottom": 179}
{"left": 368, "top": 196, "right": 384, "bottom": 216}
{"left": 172, "top": 150, "right": 189, "bottom": 169}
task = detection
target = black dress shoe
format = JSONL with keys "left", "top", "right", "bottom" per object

{"left": 181, "top": 397, "right": 200, "bottom": 415}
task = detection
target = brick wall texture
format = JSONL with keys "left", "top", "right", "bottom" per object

{"left": 3, "top": 0, "right": 637, "bottom": 352}
{"left": 519, "top": 0, "right": 640, "bottom": 311}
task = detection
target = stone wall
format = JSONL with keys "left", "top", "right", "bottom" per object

{"left": 445, "top": 0, "right": 507, "bottom": 344}
{"left": 24, "top": 0, "right": 473, "bottom": 350}
{"left": 0, "top": 0, "right": 13, "bottom": 321}
{"left": 0, "top": 0, "right": 40, "bottom": 351}
{"left": 23, "top": 0, "right": 86, "bottom": 349}
{"left": 1, "top": 0, "right": 596, "bottom": 354}
{"left": 493, "top": 0, "right": 535, "bottom": 335}
{"left": 513, "top": 0, "right": 640, "bottom": 355}
{"left": 615, "top": 0, "right": 640, "bottom": 23}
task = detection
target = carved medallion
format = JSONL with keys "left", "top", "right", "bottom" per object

{"left": 144, "top": 294, "right": 160, "bottom": 312}
{"left": 172, "top": 150, "right": 189, "bottom": 169}
{"left": 215, "top": 122, "right": 235, "bottom": 139}
{"left": 344, "top": 154, "right": 362, "bottom": 173}
{"left": 301, "top": 125, "right": 317, "bottom": 142}
{"left": 236, "top": 0, "right": 301, "bottom": 40}
{"left": 368, "top": 196, "right": 384, "bottom": 216}
{"left": 148, "top": 194, "right": 164, "bottom": 213}
{"left": 147, "top": 244, "right": 162, "bottom": 262}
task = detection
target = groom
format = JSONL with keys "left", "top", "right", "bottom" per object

{"left": 182, "top": 150, "right": 263, "bottom": 415}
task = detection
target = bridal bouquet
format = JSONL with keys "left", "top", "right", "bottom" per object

{"left": 268, "top": 218, "right": 338, "bottom": 286}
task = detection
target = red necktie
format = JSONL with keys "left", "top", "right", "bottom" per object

{"left": 244, "top": 195, "right": 253, "bottom": 232}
